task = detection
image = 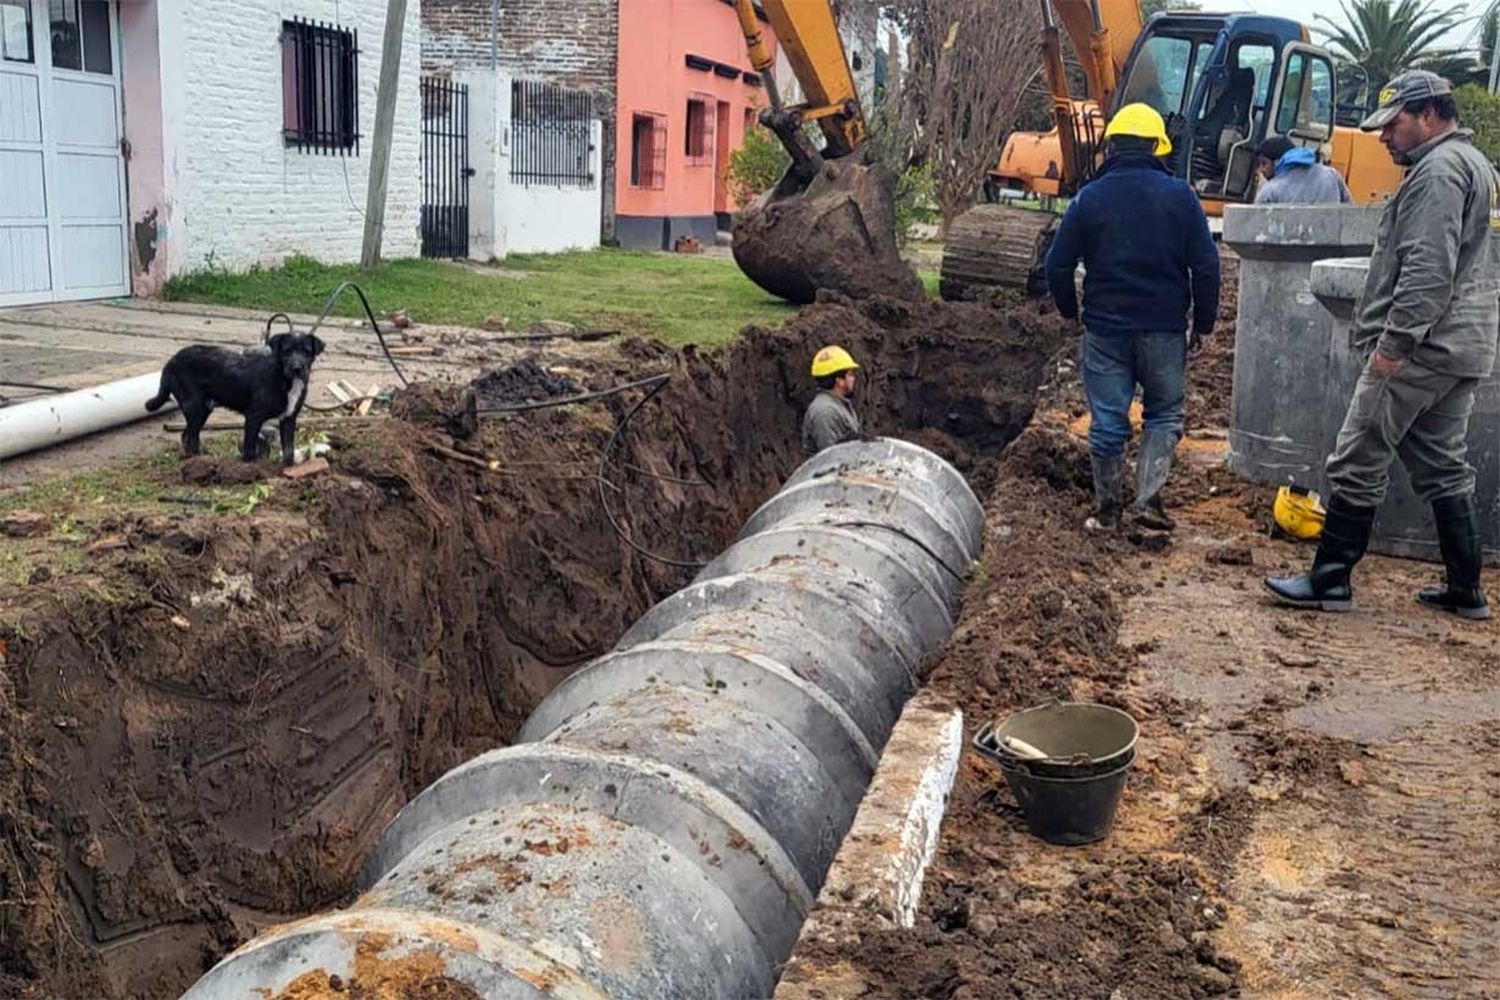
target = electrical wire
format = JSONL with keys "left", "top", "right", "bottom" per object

{"left": 266, "top": 280, "right": 412, "bottom": 388}
{"left": 593, "top": 374, "right": 711, "bottom": 570}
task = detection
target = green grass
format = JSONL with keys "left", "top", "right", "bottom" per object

{"left": 0, "top": 438, "right": 269, "bottom": 521}
{"left": 164, "top": 250, "right": 804, "bottom": 348}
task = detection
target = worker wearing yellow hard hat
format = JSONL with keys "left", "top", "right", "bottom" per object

{"left": 1043, "top": 101, "right": 1218, "bottom": 534}
{"left": 803, "top": 345, "right": 861, "bottom": 454}
{"left": 1102, "top": 102, "right": 1172, "bottom": 157}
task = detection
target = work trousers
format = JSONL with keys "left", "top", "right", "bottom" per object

{"left": 1081, "top": 330, "right": 1186, "bottom": 458}
{"left": 1325, "top": 357, "right": 1479, "bottom": 508}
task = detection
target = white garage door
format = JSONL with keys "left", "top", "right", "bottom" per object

{"left": 0, "top": 0, "right": 128, "bottom": 307}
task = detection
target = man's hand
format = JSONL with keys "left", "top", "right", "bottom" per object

{"left": 1368, "top": 350, "right": 1405, "bottom": 377}
{"left": 1188, "top": 328, "right": 1209, "bottom": 353}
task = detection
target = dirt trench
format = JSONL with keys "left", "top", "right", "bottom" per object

{"left": 0, "top": 294, "right": 1067, "bottom": 1000}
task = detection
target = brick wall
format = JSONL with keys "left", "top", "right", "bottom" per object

{"left": 421, "top": 0, "right": 619, "bottom": 238}
{"left": 172, "top": 0, "right": 421, "bottom": 273}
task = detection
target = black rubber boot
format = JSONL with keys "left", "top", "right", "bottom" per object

{"left": 1264, "top": 495, "right": 1377, "bottom": 612}
{"left": 1417, "top": 494, "right": 1491, "bottom": 620}
{"left": 1132, "top": 429, "right": 1177, "bottom": 531}
{"left": 1086, "top": 454, "right": 1123, "bottom": 531}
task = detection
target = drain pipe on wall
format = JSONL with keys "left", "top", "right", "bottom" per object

{"left": 183, "top": 437, "right": 982, "bottom": 1000}
{"left": 0, "top": 372, "right": 169, "bottom": 462}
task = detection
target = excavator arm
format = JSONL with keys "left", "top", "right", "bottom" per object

{"left": 729, "top": 0, "right": 922, "bottom": 304}
{"left": 733, "top": 0, "right": 865, "bottom": 182}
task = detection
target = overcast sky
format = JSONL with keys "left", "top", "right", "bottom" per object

{"left": 1234, "top": 0, "right": 1492, "bottom": 52}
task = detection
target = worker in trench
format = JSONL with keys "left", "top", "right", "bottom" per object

{"left": 1267, "top": 71, "right": 1500, "bottom": 620}
{"left": 803, "top": 345, "right": 862, "bottom": 454}
{"left": 1043, "top": 103, "right": 1220, "bottom": 532}
{"left": 1253, "top": 136, "right": 1352, "bottom": 204}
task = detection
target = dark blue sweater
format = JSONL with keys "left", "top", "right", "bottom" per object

{"left": 1044, "top": 154, "right": 1220, "bottom": 336}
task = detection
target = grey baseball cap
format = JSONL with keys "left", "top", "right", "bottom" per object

{"left": 1360, "top": 70, "right": 1453, "bottom": 131}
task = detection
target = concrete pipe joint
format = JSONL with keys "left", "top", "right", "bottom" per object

{"left": 183, "top": 437, "right": 983, "bottom": 1000}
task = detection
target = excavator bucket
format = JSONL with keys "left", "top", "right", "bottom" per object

{"left": 732, "top": 156, "right": 925, "bottom": 306}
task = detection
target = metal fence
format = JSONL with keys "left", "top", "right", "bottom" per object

{"left": 510, "top": 79, "right": 595, "bottom": 187}
{"left": 281, "top": 17, "right": 360, "bottom": 154}
{"left": 421, "top": 76, "right": 471, "bottom": 259}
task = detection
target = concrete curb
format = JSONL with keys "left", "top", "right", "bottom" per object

{"left": 774, "top": 691, "right": 963, "bottom": 1000}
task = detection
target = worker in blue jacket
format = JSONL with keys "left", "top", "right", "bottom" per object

{"left": 1044, "top": 103, "right": 1220, "bottom": 532}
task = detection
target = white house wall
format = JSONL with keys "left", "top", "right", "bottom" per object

{"left": 158, "top": 0, "right": 421, "bottom": 276}
{"left": 460, "top": 69, "right": 601, "bottom": 259}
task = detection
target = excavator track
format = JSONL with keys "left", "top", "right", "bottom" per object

{"left": 939, "top": 204, "right": 1061, "bottom": 300}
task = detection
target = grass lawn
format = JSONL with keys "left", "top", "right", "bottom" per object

{"left": 164, "top": 250, "right": 807, "bottom": 348}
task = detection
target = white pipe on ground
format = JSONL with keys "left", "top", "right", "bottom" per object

{"left": 0, "top": 372, "right": 171, "bottom": 461}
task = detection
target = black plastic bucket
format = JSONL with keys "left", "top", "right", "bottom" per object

{"left": 973, "top": 702, "right": 1138, "bottom": 845}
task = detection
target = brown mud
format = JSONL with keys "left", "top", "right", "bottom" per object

{"left": 792, "top": 255, "right": 1500, "bottom": 999}
{"left": 0, "top": 295, "right": 1067, "bottom": 999}
{"left": 732, "top": 158, "right": 926, "bottom": 305}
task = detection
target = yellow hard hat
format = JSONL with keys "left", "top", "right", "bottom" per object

{"left": 1104, "top": 103, "right": 1172, "bottom": 157}
{"left": 811, "top": 345, "right": 859, "bottom": 379}
{"left": 1274, "top": 485, "right": 1326, "bottom": 541}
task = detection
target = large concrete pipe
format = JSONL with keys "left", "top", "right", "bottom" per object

{"left": 1221, "top": 205, "right": 1381, "bottom": 485}
{"left": 1312, "top": 258, "right": 1500, "bottom": 561}
{"left": 183, "top": 437, "right": 982, "bottom": 1000}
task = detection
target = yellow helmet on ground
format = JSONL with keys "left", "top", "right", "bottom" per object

{"left": 811, "top": 345, "right": 859, "bottom": 379}
{"left": 1104, "top": 103, "right": 1173, "bottom": 157}
{"left": 1274, "top": 485, "right": 1326, "bottom": 541}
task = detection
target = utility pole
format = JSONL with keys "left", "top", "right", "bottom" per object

{"left": 361, "top": 0, "right": 410, "bottom": 270}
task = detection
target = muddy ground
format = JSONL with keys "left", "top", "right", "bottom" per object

{"left": 8, "top": 254, "right": 1494, "bottom": 1000}
{"left": 0, "top": 294, "right": 1066, "bottom": 999}
{"left": 790, "top": 255, "right": 1500, "bottom": 1000}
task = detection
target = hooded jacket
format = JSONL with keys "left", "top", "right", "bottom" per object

{"left": 1255, "top": 147, "right": 1352, "bottom": 204}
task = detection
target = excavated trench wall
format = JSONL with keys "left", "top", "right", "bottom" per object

{"left": 0, "top": 295, "right": 1066, "bottom": 1000}
{"left": 183, "top": 439, "right": 982, "bottom": 998}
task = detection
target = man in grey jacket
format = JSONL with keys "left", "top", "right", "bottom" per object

{"left": 1253, "top": 136, "right": 1352, "bottom": 204}
{"left": 802, "top": 345, "right": 862, "bottom": 454}
{"left": 1267, "top": 71, "right": 1500, "bottom": 620}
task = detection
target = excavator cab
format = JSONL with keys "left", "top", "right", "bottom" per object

{"left": 950, "top": 11, "right": 1347, "bottom": 298}
{"left": 1142, "top": 14, "right": 1336, "bottom": 204}
{"left": 989, "top": 12, "right": 1337, "bottom": 207}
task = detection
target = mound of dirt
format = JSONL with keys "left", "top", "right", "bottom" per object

{"left": 471, "top": 359, "right": 578, "bottom": 407}
{"left": 786, "top": 421, "right": 1241, "bottom": 999}
{"left": 732, "top": 159, "right": 925, "bottom": 305}
{"left": 1187, "top": 253, "right": 1239, "bottom": 431}
{"left": 0, "top": 292, "right": 1068, "bottom": 999}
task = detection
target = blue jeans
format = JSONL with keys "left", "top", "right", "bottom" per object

{"left": 1081, "top": 330, "right": 1186, "bottom": 458}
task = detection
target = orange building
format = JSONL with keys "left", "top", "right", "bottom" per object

{"left": 615, "top": 0, "right": 774, "bottom": 249}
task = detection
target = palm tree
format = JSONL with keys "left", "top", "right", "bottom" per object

{"left": 1315, "top": 0, "right": 1467, "bottom": 90}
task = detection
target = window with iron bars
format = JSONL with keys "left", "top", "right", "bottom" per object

{"left": 281, "top": 17, "right": 360, "bottom": 154}
{"left": 684, "top": 93, "right": 715, "bottom": 166}
{"left": 630, "top": 111, "right": 667, "bottom": 190}
{"left": 509, "top": 79, "right": 595, "bottom": 187}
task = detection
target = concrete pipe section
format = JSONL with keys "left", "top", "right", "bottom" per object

{"left": 1221, "top": 205, "right": 1381, "bottom": 485}
{"left": 1312, "top": 258, "right": 1500, "bottom": 562}
{"left": 183, "top": 437, "right": 983, "bottom": 1000}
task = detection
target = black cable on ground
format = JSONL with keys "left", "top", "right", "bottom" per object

{"left": 263, "top": 312, "right": 296, "bottom": 341}
{"left": 0, "top": 380, "right": 77, "bottom": 394}
{"left": 593, "top": 374, "right": 711, "bottom": 570}
{"left": 261, "top": 281, "right": 411, "bottom": 388}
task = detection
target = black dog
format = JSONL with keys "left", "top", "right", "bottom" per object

{"left": 146, "top": 333, "right": 326, "bottom": 467}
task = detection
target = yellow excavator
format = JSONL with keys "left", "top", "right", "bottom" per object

{"left": 731, "top": 0, "right": 924, "bottom": 304}
{"left": 733, "top": 0, "right": 1406, "bottom": 303}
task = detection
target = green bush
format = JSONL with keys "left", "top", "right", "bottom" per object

{"left": 726, "top": 124, "right": 791, "bottom": 210}
{"left": 1455, "top": 84, "right": 1500, "bottom": 165}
